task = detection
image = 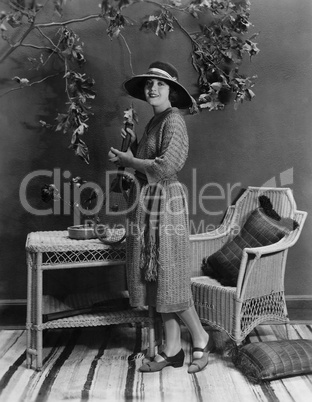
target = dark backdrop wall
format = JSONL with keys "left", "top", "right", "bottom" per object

{"left": 0, "top": 0, "right": 311, "bottom": 301}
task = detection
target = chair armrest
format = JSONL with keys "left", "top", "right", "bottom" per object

{"left": 236, "top": 227, "right": 303, "bottom": 300}
{"left": 243, "top": 237, "right": 291, "bottom": 258}
{"left": 243, "top": 210, "right": 307, "bottom": 258}
{"left": 235, "top": 246, "right": 287, "bottom": 300}
{"left": 236, "top": 210, "right": 307, "bottom": 300}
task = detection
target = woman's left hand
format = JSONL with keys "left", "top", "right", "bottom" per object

{"left": 108, "top": 147, "right": 134, "bottom": 168}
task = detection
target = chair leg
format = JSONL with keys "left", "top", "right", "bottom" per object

{"left": 285, "top": 322, "right": 292, "bottom": 339}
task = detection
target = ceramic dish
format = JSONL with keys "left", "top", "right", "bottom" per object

{"left": 67, "top": 225, "right": 97, "bottom": 240}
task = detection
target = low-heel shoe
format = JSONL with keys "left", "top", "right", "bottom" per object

{"left": 139, "top": 349, "right": 184, "bottom": 372}
{"left": 188, "top": 337, "right": 214, "bottom": 374}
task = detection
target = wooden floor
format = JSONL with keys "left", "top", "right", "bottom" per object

{"left": 0, "top": 323, "right": 312, "bottom": 402}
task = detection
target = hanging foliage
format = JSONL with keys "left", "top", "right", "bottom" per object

{"left": 0, "top": 0, "right": 259, "bottom": 163}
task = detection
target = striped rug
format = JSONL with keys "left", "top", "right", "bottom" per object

{"left": 0, "top": 324, "right": 312, "bottom": 402}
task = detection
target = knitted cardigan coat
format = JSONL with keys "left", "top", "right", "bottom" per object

{"left": 126, "top": 107, "right": 193, "bottom": 313}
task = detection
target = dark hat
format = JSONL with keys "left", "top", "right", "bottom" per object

{"left": 123, "top": 61, "right": 193, "bottom": 109}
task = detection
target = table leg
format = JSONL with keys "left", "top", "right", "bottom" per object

{"left": 26, "top": 252, "right": 33, "bottom": 369}
{"left": 36, "top": 252, "right": 43, "bottom": 371}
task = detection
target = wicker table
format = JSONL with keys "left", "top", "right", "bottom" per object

{"left": 26, "top": 230, "right": 159, "bottom": 371}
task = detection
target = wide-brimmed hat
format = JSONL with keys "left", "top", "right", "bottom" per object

{"left": 123, "top": 61, "right": 193, "bottom": 109}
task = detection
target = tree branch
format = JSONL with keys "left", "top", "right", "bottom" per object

{"left": 0, "top": 21, "right": 35, "bottom": 62}
{"left": 0, "top": 73, "right": 60, "bottom": 97}
{"left": 18, "top": 43, "right": 54, "bottom": 51}
{"left": 35, "top": 25, "right": 64, "bottom": 65}
{"left": 35, "top": 14, "right": 104, "bottom": 29}
{"left": 119, "top": 33, "right": 134, "bottom": 76}
{"left": 172, "top": 14, "right": 229, "bottom": 80}
{"left": 0, "top": 13, "right": 105, "bottom": 63}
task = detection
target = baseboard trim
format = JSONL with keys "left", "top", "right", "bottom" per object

{"left": 0, "top": 299, "right": 27, "bottom": 306}
{"left": 0, "top": 300, "right": 27, "bottom": 330}
{"left": 286, "top": 295, "right": 312, "bottom": 309}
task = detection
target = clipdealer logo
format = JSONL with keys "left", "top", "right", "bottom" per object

{"left": 18, "top": 166, "right": 294, "bottom": 228}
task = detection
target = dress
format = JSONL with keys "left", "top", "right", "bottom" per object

{"left": 126, "top": 107, "right": 193, "bottom": 313}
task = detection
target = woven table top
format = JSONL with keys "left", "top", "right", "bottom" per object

{"left": 25, "top": 231, "right": 126, "bottom": 253}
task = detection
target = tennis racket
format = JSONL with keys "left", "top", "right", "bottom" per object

{"left": 42, "top": 298, "right": 130, "bottom": 322}
{"left": 94, "top": 108, "right": 137, "bottom": 245}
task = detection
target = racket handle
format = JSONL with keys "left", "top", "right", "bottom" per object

{"left": 121, "top": 121, "right": 133, "bottom": 152}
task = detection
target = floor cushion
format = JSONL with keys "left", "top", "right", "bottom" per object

{"left": 232, "top": 339, "right": 312, "bottom": 383}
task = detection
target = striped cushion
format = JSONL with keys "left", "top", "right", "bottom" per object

{"left": 233, "top": 340, "right": 312, "bottom": 383}
{"left": 202, "top": 208, "right": 290, "bottom": 286}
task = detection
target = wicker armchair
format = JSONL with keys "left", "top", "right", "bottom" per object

{"left": 189, "top": 187, "right": 307, "bottom": 345}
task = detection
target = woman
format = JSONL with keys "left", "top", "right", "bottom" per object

{"left": 109, "top": 61, "right": 213, "bottom": 373}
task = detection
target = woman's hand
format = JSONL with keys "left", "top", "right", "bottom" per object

{"left": 121, "top": 126, "right": 136, "bottom": 144}
{"left": 108, "top": 147, "right": 134, "bottom": 168}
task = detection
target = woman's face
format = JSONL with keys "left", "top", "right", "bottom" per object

{"left": 144, "top": 78, "right": 171, "bottom": 112}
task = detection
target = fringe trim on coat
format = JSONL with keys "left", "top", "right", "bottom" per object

{"left": 139, "top": 183, "right": 162, "bottom": 282}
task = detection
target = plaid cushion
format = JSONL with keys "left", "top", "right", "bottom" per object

{"left": 232, "top": 340, "right": 312, "bottom": 383}
{"left": 202, "top": 208, "right": 290, "bottom": 286}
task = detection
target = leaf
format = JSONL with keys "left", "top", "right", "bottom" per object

{"left": 71, "top": 139, "right": 90, "bottom": 164}
{"left": 171, "top": 0, "right": 182, "bottom": 6}
{"left": 6, "top": 11, "right": 23, "bottom": 28}
{"left": 249, "top": 32, "right": 259, "bottom": 41}
{"left": 198, "top": 91, "right": 225, "bottom": 111}
{"left": 247, "top": 88, "right": 255, "bottom": 99}
{"left": 199, "top": 99, "right": 224, "bottom": 111}
{"left": 123, "top": 106, "right": 138, "bottom": 125}
{"left": 107, "top": 25, "right": 121, "bottom": 39}
{"left": 189, "top": 97, "right": 200, "bottom": 114}
{"left": 71, "top": 176, "right": 85, "bottom": 188}
{"left": 210, "top": 82, "right": 223, "bottom": 91}
{"left": 39, "top": 120, "right": 53, "bottom": 129}
{"left": 101, "top": 0, "right": 135, "bottom": 14}
{"left": 73, "top": 122, "right": 88, "bottom": 136}
{"left": 41, "top": 184, "right": 60, "bottom": 202}
{"left": 118, "top": 0, "right": 132, "bottom": 10}
{"left": 243, "top": 39, "right": 260, "bottom": 59}
{"left": 140, "top": 10, "right": 174, "bottom": 38}
{"left": 106, "top": 11, "right": 126, "bottom": 39}
{"left": 54, "top": 0, "right": 66, "bottom": 17}
{"left": 12, "top": 76, "right": 30, "bottom": 86}
{"left": 55, "top": 113, "right": 69, "bottom": 132}
{"left": 61, "top": 48, "right": 72, "bottom": 57}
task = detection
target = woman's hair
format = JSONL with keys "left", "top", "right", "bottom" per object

{"left": 169, "top": 86, "right": 179, "bottom": 105}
